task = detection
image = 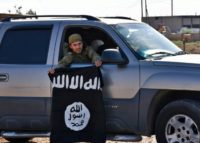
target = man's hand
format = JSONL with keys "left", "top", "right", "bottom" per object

{"left": 95, "top": 60, "right": 102, "bottom": 67}
{"left": 48, "top": 69, "right": 55, "bottom": 74}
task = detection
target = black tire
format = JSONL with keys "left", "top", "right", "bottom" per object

{"left": 155, "top": 99, "right": 200, "bottom": 143}
{"left": 4, "top": 137, "right": 31, "bottom": 143}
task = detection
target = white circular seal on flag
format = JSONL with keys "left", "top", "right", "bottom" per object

{"left": 64, "top": 102, "right": 90, "bottom": 131}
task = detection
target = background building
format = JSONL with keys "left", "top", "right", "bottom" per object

{"left": 0, "top": 13, "right": 20, "bottom": 21}
{"left": 143, "top": 15, "right": 200, "bottom": 41}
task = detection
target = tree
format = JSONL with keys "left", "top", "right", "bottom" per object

{"left": 8, "top": 6, "right": 37, "bottom": 16}
{"left": 14, "top": 5, "right": 22, "bottom": 15}
{"left": 26, "top": 9, "right": 37, "bottom": 16}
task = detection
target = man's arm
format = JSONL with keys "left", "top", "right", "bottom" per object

{"left": 48, "top": 53, "right": 73, "bottom": 74}
{"left": 57, "top": 53, "right": 73, "bottom": 68}
{"left": 87, "top": 47, "right": 101, "bottom": 62}
{"left": 87, "top": 46, "right": 102, "bottom": 67}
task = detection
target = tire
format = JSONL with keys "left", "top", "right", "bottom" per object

{"left": 155, "top": 99, "right": 200, "bottom": 143}
{"left": 4, "top": 137, "right": 31, "bottom": 143}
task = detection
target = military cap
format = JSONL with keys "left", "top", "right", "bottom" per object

{"left": 68, "top": 33, "right": 82, "bottom": 44}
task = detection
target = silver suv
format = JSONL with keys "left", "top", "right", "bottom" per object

{"left": 0, "top": 15, "right": 200, "bottom": 143}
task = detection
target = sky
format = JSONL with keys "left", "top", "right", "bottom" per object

{"left": 0, "top": 0, "right": 200, "bottom": 21}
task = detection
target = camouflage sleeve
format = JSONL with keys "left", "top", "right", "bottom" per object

{"left": 56, "top": 53, "right": 73, "bottom": 68}
{"left": 63, "top": 42, "right": 70, "bottom": 56}
{"left": 86, "top": 46, "right": 101, "bottom": 63}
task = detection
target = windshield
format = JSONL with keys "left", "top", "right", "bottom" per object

{"left": 113, "top": 23, "right": 182, "bottom": 59}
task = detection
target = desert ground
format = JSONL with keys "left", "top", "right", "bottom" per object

{"left": 0, "top": 136, "right": 157, "bottom": 143}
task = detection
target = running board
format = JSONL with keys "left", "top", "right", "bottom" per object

{"left": 1, "top": 131, "right": 142, "bottom": 142}
{"left": 107, "top": 134, "right": 142, "bottom": 142}
{"left": 1, "top": 131, "right": 50, "bottom": 138}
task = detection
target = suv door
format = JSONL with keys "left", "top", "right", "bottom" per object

{"left": 0, "top": 23, "right": 57, "bottom": 131}
{"left": 54, "top": 22, "right": 140, "bottom": 133}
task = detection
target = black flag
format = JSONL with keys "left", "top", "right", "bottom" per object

{"left": 49, "top": 66, "right": 106, "bottom": 143}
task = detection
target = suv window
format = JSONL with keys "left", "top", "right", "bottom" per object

{"left": 0, "top": 25, "right": 52, "bottom": 64}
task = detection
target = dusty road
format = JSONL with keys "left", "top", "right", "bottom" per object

{"left": 0, "top": 136, "right": 157, "bottom": 143}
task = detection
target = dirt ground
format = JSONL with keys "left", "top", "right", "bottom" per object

{"left": 0, "top": 136, "right": 157, "bottom": 143}
{"left": 173, "top": 40, "right": 200, "bottom": 54}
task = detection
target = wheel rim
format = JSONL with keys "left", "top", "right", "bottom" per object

{"left": 165, "top": 114, "right": 200, "bottom": 143}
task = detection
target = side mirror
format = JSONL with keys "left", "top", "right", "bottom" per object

{"left": 101, "top": 49, "right": 127, "bottom": 64}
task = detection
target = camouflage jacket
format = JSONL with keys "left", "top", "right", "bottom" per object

{"left": 58, "top": 46, "right": 101, "bottom": 68}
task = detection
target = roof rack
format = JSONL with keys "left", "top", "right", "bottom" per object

{"left": 100, "top": 16, "right": 136, "bottom": 21}
{"left": 1, "top": 15, "right": 100, "bottom": 22}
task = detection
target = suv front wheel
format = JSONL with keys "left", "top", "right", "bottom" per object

{"left": 155, "top": 100, "right": 200, "bottom": 143}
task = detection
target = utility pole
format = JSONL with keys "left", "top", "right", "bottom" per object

{"left": 171, "top": 0, "right": 173, "bottom": 16}
{"left": 141, "top": 0, "right": 143, "bottom": 20}
{"left": 145, "top": 0, "right": 148, "bottom": 22}
{"left": 145, "top": 0, "right": 148, "bottom": 17}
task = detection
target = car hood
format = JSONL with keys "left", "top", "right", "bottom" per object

{"left": 153, "top": 54, "right": 200, "bottom": 67}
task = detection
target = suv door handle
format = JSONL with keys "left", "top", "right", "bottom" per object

{"left": 0, "top": 74, "right": 9, "bottom": 81}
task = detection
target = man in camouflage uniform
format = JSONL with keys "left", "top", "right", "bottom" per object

{"left": 49, "top": 33, "right": 102, "bottom": 74}
{"left": 60, "top": 33, "right": 102, "bottom": 67}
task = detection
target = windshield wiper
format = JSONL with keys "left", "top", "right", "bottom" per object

{"left": 147, "top": 51, "right": 175, "bottom": 58}
{"left": 174, "top": 51, "right": 187, "bottom": 55}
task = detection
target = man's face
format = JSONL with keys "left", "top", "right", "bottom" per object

{"left": 69, "top": 41, "right": 83, "bottom": 54}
